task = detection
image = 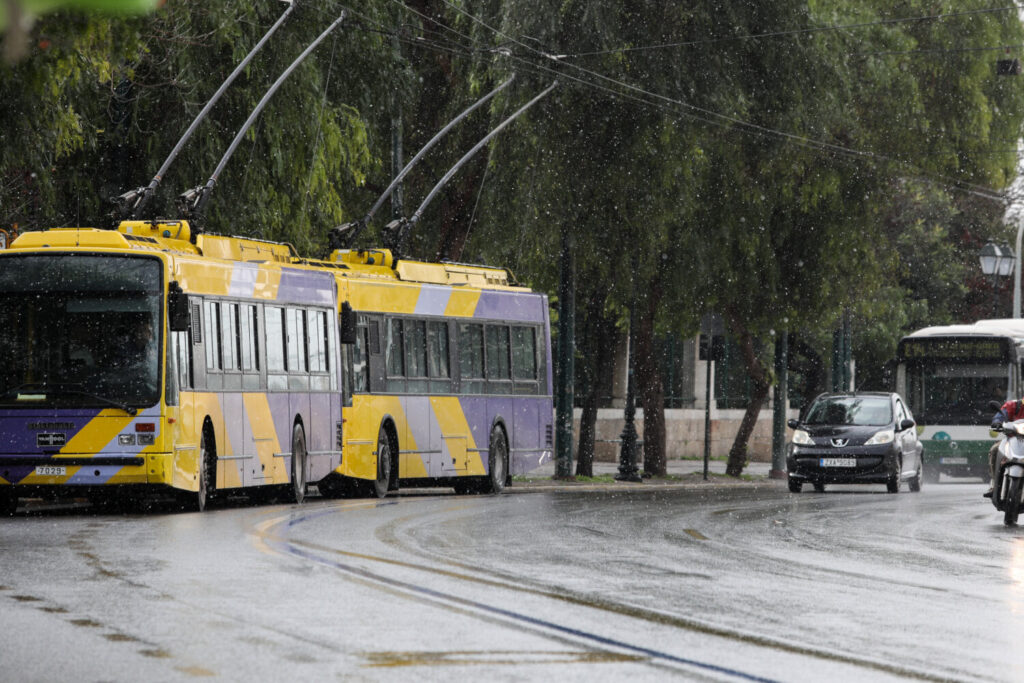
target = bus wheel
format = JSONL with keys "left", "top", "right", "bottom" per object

{"left": 482, "top": 427, "right": 508, "bottom": 495}
{"left": 0, "top": 491, "right": 17, "bottom": 516}
{"left": 366, "top": 426, "right": 392, "bottom": 499}
{"left": 288, "top": 424, "right": 307, "bottom": 505}
{"left": 188, "top": 427, "right": 214, "bottom": 512}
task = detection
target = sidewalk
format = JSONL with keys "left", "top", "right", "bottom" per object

{"left": 510, "top": 458, "right": 777, "bottom": 492}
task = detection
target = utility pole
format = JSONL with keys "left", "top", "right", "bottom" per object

{"left": 554, "top": 227, "right": 575, "bottom": 479}
{"left": 771, "top": 331, "right": 788, "bottom": 479}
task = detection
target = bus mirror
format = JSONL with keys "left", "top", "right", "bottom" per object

{"left": 168, "top": 282, "right": 190, "bottom": 332}
{"left": 339, "top": 302, "right": 356, "bottom": 344}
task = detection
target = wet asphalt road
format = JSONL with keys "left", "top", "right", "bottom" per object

{"left": 1, "top": 479, "right": 1022, "bottom": 682}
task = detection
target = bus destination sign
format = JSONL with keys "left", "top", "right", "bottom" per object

{"left": 899, "top": 337, "right": 1009, "bottom": 361}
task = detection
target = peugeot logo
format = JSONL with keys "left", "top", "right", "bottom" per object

{"left": 831, "top": 438, "right": 849, "bottom": 448}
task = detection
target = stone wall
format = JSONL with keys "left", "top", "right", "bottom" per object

{"left": 574, "top": 407, "right": 798, "bottom": 463}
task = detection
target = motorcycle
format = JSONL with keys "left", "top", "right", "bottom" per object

{"left": 992, "top": 418, "right": 1024, "bottom": 526}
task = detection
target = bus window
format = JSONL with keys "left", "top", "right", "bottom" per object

{"left": 175, "top": 329, "right": 192, "bottom": 391}
{"left": 266, "top": 305, "right": 286, "bottom": 378}
{"left": 221, "top": 303, "right": 239, "bottom": 371}
{"left": 386, "top": 318, "right": 405, "bottom": 392}
{"left": 204, "top": 301, "right": 221, "bottom": 371}
{"left": 486, "top": 325, "right": 511, "bottom": 383}
{"left": 307, "top": 310, "right": 327, "bottom": 373}
{"left": 353, "top": 321, "right": 369, "bottom": 393}
{"left": 458, "top": 323, "right": 485, "bottom": 394}
{"left": 240, "top": 305, "right": 258, "bottom": 372}
{"left": 512, "top": 325, "right": 538, "bottom": 394}
{"left": 286, "top": 308, "right": 307, "bottom": 374}
{"left": 427, "top": 321, "right": 450, "bottom": 393}
{"left": 405, "top": 320, "right": 428, "bottom": 392}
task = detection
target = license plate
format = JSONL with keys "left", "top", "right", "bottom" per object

{"left": 34, "top": 465, "right": 66, "bottom": 476}
{"left": 940, "top": 457, "right": 968, "bottom": 465}
{"left": 820, "top": 458, "right": 857, "bottom": 467}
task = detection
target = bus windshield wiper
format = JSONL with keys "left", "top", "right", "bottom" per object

{"left": 0, "top": 382, "right": 138, "bottom": 416}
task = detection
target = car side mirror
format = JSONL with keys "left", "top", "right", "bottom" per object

{"left": 899, "top": 418, "right": 915, "bottom": 431}
{"left": 787, "top": 419, "right": 800, "bottom": 430}
{"left": 989, "top": 400, "right": 1003, "bottom": 412}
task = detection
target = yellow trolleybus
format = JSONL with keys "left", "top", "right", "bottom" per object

{"left": 0, "top": 220, "right": 552, "bottom": 512}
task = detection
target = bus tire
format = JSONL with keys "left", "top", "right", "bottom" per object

{"left": 481, "top": 426, "right": 508, "bottom": 495}
{"left": 366, "top": 425, "right": 392, "bottom": 499}
{"left": 287, "top": 423, "right": 307, "bottom": 505}
{"left": 187, "top": 425, "right": 215, "bottom": 512}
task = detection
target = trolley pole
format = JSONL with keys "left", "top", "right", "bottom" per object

{"left": 554, "top": 227, "right": 575, "bottom": 479}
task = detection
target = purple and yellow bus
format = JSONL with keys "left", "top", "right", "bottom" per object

{"left": 0, "top": 220, "right": 552, "bottom": 513}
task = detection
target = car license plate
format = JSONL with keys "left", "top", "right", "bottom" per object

{"left": 940, "top": 457, "right": 968, "bottom": 465}
{"left": 34, "top": 465, "right": 66, "bottom": 476}
{"left": 820, "top": 458, "right": 856, "bottom": 467}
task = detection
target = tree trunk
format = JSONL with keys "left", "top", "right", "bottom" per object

{"left": 725, "top": 319, "right": 771, "bottom": 477}
{"left": 635, "top": 277, "right": 666, "bottom": 476}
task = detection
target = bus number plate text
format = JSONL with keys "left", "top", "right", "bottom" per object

{"left": 34, "top": 465, "right": 66, "bottom": 477}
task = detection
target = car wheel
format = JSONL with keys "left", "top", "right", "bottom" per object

{"left": 813, "top": 482, "right": 826, "bottom": 493}
{"left": 886, "top": 457, "right": 902, "bottom": 494}
{"left": 908, "top": 461, "right": 922, "bottom": 492}
{"left": 787, "top": 477, "right": 802, "bottom": 493}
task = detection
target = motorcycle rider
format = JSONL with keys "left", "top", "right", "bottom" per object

{"left": 985, "top": 397, "right": 1024, "bottom": 498}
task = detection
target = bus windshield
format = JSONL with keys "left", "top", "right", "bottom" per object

{"left": 904, "top": 362, "right": 1008, "bottom": 426}
{"left": 0, "top": 254, "right": 163, "bottom": 409}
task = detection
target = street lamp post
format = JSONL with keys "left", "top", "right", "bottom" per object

{"left": 980, "top": 242, "right": 1016, "bottom": 317}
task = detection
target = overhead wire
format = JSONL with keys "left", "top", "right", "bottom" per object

{"left": 426, "top": 0, "right": 1011, "bottom": 201}
{"left": 341, "top": 1, "right": 1011, "bottom": 203}
{"left": 555, "top": 5, "right": 1020, "bottom": 59}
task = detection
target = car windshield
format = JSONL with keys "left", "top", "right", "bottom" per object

{"left": 805, "top": 397, "right": 892, "bottom": 426}
{"left": 0, "top": 254, "right": 163, "bottom": 409}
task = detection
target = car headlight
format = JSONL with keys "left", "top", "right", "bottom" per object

{"left": 792, "top": 429, "right": 813, "bottom": 445}
{"left": 864, "top": 429, "right": 894, "bottom": 446}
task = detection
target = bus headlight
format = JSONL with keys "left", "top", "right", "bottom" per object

{"left": 865, "top": 429, "right": 894, "bottom": 446}
{"left": 792, "top": 429, "right": 813, "bottom": 445}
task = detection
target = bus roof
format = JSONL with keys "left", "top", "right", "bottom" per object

{"left": 904, "top": 319, "right": 1024, "bottom": 341}
{"left": 7, "top": 221, "right": 529, "bottom": 293}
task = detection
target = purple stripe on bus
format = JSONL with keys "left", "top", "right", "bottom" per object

{"left": 414, "top": 285, "right": 452, "bottom": 317}
{"left": 0, "top": 410, "right": 103, "bottom": 454}
{"left": 277, "top": 268, "right": 335, "bottom": 307}
{"left": 229, "top": 262, "right": 260, "bottom": 299}
{"left": 474, "top": 291, "right": 546, "bottom": 323}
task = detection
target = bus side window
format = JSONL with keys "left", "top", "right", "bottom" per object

{"left": 385, "top": 318, "right": 405, "bottom": 392}
{"left": 240, "top": 304, "right": 258, "bottom": 372}
{"left": 221, "top": 302, "right": 239, "bottom": 371}
{"left": 486, "top": 325, "right": 512, "bottom": 392}
{"left": 166, "top": 331, "right": 180, "bottom": 406}
{"left": 458, "top": 323, "right": 485, "bottom": 394}
{"left": 176, "top": 330, "right": 192, "bottom": 391}
{"left": 204, "top": 301, "right": 221, "bottom": 371}
{"left": 353, "top": 319, "right": 369, "bottom": 393}
{"left": 512, "top": 325, "right": 539, "bottom": 395}
{"left": 266, "top": 306, "right": 287, "bottom": 392}
{"left": 405, "top": 319, "right": 428, "bottom": 392}
{"left": 427, "top": 320, "right": 450, "bottom": 393}
{"left": 285, "top": 308, "right": 307, "bottom": 374}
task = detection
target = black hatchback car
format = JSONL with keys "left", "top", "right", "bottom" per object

{"left": 786, "top": 392, "right": 923, "bottom": 493}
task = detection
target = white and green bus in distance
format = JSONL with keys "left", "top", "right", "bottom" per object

{"left": 895, "top": 320, "right": 1024, "bottom": 483}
